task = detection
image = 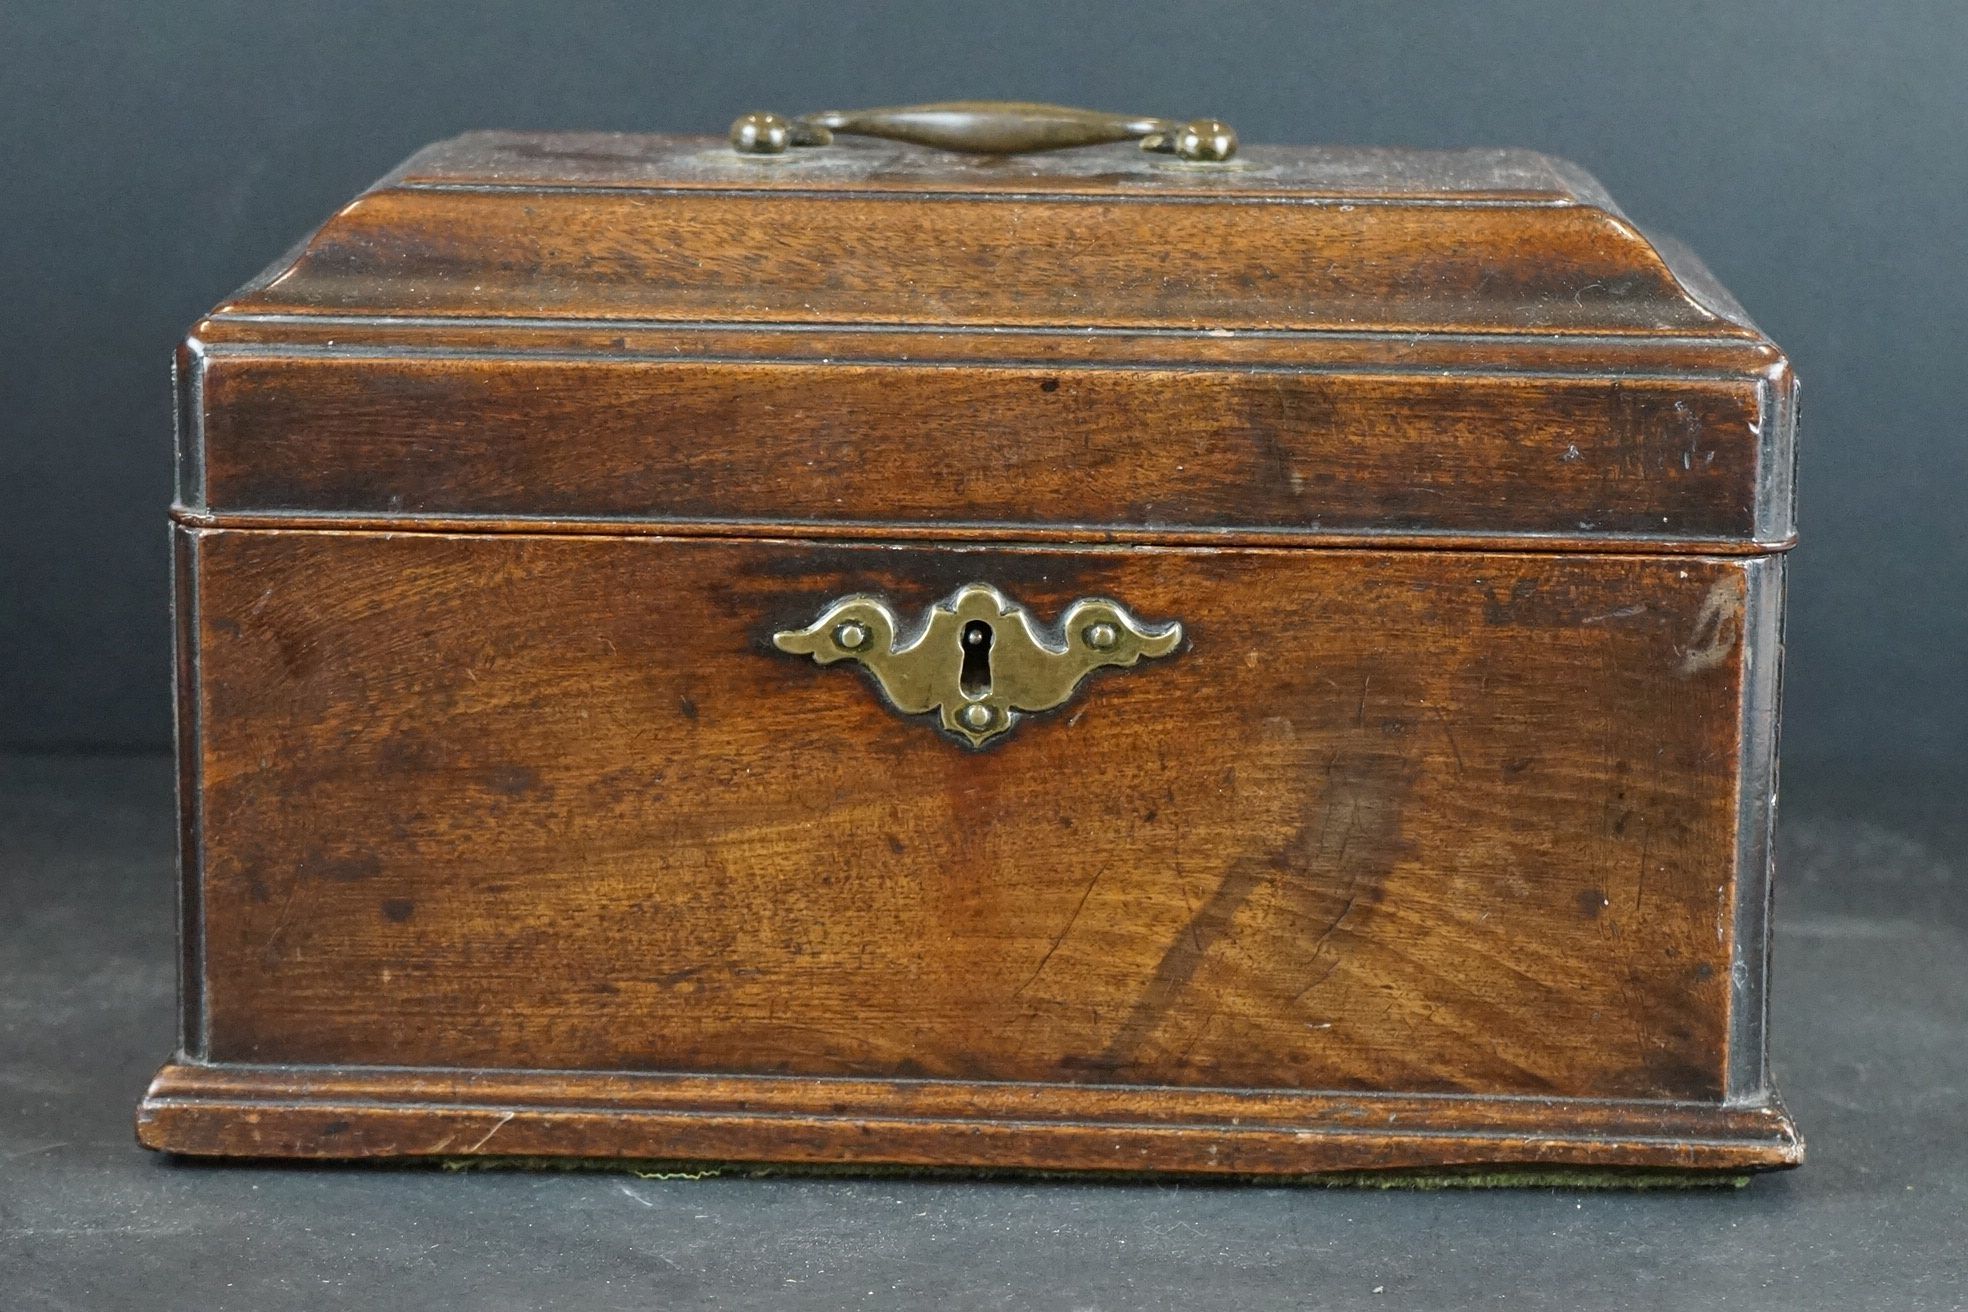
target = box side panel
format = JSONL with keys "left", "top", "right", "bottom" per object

{"left": 1727, "top": 553, "right": 1785, "bottom": 1101}
{"left": 188, "top": 532, "right": 1752, "bottom": 1102}
{"left": 172, "top": 340, "right": 204, "bottom": 513}
{"left": 1756, "top": 362, "right": 1801, "bottom": 545}
{"left": 171, "top": 524, "right": 206, "bottom": 1059}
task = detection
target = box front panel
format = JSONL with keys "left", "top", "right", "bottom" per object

{"left": 185, "top": 529, "right": 1757, "bottom": 1101}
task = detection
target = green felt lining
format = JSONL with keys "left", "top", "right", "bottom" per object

{"left": 422, "top": 1157, "right": 1752, "bottom": 1190}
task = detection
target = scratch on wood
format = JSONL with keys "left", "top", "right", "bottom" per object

{"left": 1289, "top": 955, "right": 1345, "bottom": 1005}
{"left": 1305, "top": 890, "right": 1363, "bottom": 965}
{"left": 259, "top": 868, "right": 314, "bottom": 963}
{"left": 1427, "top": 703, "right": 1466, "bottom": 774}
{"left": 1097, "top": 860, "right": 1270, "bottom": 1065}
{"left": 1678, "top": 578, "right": 1743, "bottom": 675}
{"left": 464, "top": 1110, "right": 515, "bottom": 1153}
{"left": 1013, "top": 869, "right": 1105, "bottom": 997}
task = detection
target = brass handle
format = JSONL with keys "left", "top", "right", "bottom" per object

{"left": 773, "top": 583, "right": 1183, "bottom": 748}
{"left": 730, "top": 100, "right": 1237, "bottom": 162}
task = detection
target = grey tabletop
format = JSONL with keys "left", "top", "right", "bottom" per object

{"left": 2, "top": 753, "right": 1963, "bottom": 1311}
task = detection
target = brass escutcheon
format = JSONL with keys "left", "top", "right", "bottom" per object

{"left": 771, "top": 583, "right": 1184, "bottom": 748}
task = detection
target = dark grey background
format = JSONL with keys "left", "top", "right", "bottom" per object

{"left": 4, "top": 7, "right": 1965, "bottom": 1305}
{"left": 3, "top": 1, "right": 1963, "bottom": 776}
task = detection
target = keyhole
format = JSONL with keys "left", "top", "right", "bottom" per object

{"left": 959, "top": 620, "right": 994, "bottom": 697}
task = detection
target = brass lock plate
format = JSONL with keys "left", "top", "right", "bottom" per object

{"left": 772, "top": 582, "right": 1183, "bottom": 747}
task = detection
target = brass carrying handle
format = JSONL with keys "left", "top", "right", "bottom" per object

{"left": 730, "top": 100, "right": 1237, "bottom": 162}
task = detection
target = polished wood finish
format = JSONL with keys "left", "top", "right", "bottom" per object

{"left": 186, "top": 353, "right": 1789, "bottom": 545}
{"left": 240, "top": 132, "right": 1760, "bottom": 333}
{"left": 180, "top": 134, "right": 1795, "bottom": 548}
{"left": 143, "top": 133, "right": 1798, "bottom": 1176}
{"left": 177, "top": 529, "right": 1757, "bottom": 1093}
{"left": 141, "top": 1062, "right": 1798, "bottom": 1173}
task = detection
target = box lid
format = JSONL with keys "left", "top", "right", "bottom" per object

{"left": 180, "top": 130, "right": 1795, "bottom": 550}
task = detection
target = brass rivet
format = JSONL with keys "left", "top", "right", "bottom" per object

{"left": 730, "top": 111, "right": 793, "bottom": 154}
{"left": 1084, "top": 622, "right": 1120, "bottom": 650}
{"left": 1174, "top": 118, "right": 1237, "bottom": 162}
{"left": 959, "top": 703, "right": 993, "bottom": 731}
{"left": 834, "top": 621, "right": 870, "bottom": 651}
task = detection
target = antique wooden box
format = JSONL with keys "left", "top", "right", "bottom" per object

{"left": 139, "top": 105, "right": 1801, "bottom": 1177}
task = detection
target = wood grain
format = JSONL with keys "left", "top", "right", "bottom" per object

{"left": 187, "top": 352, "right": 1788, "bottom": 544}
{"left": 226, "top": 186, "right": 1737, "bottom": 335}
{"left": 144, "top": 133, "right": 1799, "bottom": 1175}
{"left": 179, "top": 529, "right": 1763, "bottom": 1102}
{"left": 138, "top": 1061, "right": 1801, "bottom": 1174}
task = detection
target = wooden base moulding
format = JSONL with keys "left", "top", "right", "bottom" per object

{"left": 138, "top": 1064, "right": 1800, "bottom": 1177}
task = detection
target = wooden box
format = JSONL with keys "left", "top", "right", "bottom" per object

{"left": 139, "top": 110, "right": 1801, "bottom": 1177}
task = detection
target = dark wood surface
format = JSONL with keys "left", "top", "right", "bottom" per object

{"left": 177, "top": 134, "right": 1796, "bottom": 549}
{"left": 138, "top": 1062, "right": 1797, "bottom": 1173}
{"left": 220, "top": 135, "right": 1758, "bottom": 336}
{"left": 182, "top": 530, "right": 1757, "bottom": 1094}
{"left": 185, "top": 350, "right": 1791, "bottom": 545}
{"left": 147, "top": 134, "right": 1798, "bottom": 1174}
{"left": 146, "top": 527, "right": 1794, "bottom": 1171}
{"left": 221, "top": 186, "right": 1733, "bottom": 334}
